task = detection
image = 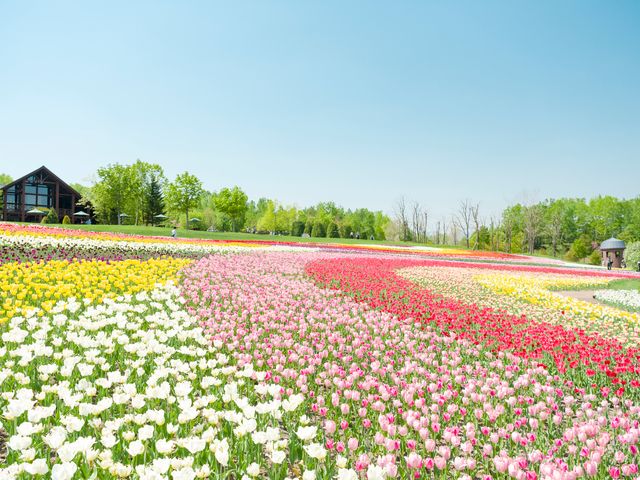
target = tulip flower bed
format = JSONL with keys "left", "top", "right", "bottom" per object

{"left": 306, "top": 257, "right": 640, "bottom": 398}
{"left": 3, "top": 227, "right": 640, "bottom": 479}
{"left": 180, "top": 252, "right": 640, "bottom": 479}
{"left": 400, "top": 266, "right": 640, "bottom": 347}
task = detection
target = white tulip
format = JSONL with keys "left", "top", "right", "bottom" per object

{"left": 127, "top": 440, "right": 145, "bottom": 457}
{"left": 8, "top": 435, "right": 32, "bottom": 451}
{"left": 296, "top": 425, "right": 318, "bottom": 441}
{"left": 51, "top": 462, "right": 78, "bottom": 480}
{"left": 23, "top": 458, "right": 49, "bottom": 475}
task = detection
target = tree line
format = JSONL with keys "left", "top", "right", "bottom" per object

{"left": 3, "top": 164, "right": 639, "bottom": 259}
{"left": 65, "top": 161, "right": 392, "bottom": 240}
{"left": 398, "top": 195, "right": 640, "bottom": 264}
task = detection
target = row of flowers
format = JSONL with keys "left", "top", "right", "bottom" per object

{"left": 0, "top": 257, "right": 191, "bottom": 323}
{"left": 0, "top": 223, "right": 541, "bottom": 264}
{"left": 306, "top": 257, "right": 640, "bottom": 397}
{"left": 399, "top": 266, "right": 640, "bottom": 347}
{"left": 594, "top": 290, "right": 640, "bottom": 313}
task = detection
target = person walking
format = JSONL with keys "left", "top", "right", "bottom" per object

{"left": 171, "top": 227, "right": 177, "bottom": 238}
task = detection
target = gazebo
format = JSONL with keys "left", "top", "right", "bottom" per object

{"left": 599, "top": 237, "right": 626, "bottom": 268}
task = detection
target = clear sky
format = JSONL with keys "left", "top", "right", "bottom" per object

{"left": 1, "top": 1, "right": 639, "bottom": 221}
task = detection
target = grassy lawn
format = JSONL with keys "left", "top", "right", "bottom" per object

{"left": 605, "top": 279, "right": 640, "bottom": 292}
{"left": 38, "top": 223, "right": 433, "bottom": 246}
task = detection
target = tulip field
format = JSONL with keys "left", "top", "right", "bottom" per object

{"left": 3, "top": 224, "right": 640, "bottom": 480}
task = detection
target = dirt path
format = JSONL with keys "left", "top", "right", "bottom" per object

{"left": 554, "top": 290, "right": 601, "bottom": 304}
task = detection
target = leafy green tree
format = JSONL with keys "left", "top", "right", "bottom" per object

{"left": 0, "top": 173, "right": 11, "bottom": 187}
{"left": 291, "top": 221, "right": 305, "bottom": 236}
{"left": 165, "top": 172, "right": 204, "bottom": 229}
{"left": 214, "top": 186, "right": 248, "bottom": 232}
{"left": 566, "top": 235, "right": 592, "bottom": 262}
{"left": 92, "top": 164, "right": 133, "bottom": 224}
{"left": 624, "top": 241, "right": 640, "bottom": 271}
{"left": 326, "top": 222, "right": 340, "bottom": 238}
{"left": 0, "top": 173, "right": 13, "bottom": 208}
{"left": 311, "top": 221, "right": 326, "bottom": 238}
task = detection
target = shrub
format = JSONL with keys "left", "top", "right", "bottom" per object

{"left": 565, "top": 236, "right": 591, "bottom": 262}
{"left": 304, "top": 221, "right": 313, "bottom": 236}
{"left": 43, "top": 209, "right": 59, "bottom": 224}
{"left": 62, "top": 215, "right": 71, "bottom": 224}
{"left": 588, "top": 250, "right": 602, "bottom": 266}
{"left": 291, "top": 221, "right": 305, "bottom": 237}
{"left": 326, "top": 222, "right": 340, "bottom": 238}
{"left": 311, "top": 221, "right": 326, "bottom": 238}
{"left": 625, "top": 241, "right": 640, "bottom": 270}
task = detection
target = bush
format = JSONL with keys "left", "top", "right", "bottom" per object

{"left": 588, "top": 250, "right": 602, "bottom": 266}
{"left": 326, "top": 222, "right": 340, "bottom": 238}
{"left": 311, "top": 221, "right": 326, "bottom": 238}
{"left": 291, "top": 221, "right": 305, "bottom": 237}
{"left": 62, "top": 215, "right": 71, "bottom": 224}
{"left": 304, "top": 221, "right": 313, "bottom": 236}
{"left": 43, "top": 208, "right": 59, "bottom": 224}
{"left": 625, "top": 241, "right": 640, "bottom": 270}
{"left": 339, "top": 223, "right": 353, "bottom": 238}
{"left": 565, "top": 236, "right": 591, "bottom": 262}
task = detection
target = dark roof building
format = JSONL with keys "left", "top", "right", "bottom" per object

{"left": 599, "top": 237, "right": 626, "bottom": 251}
{"left": 599, "top": 237, "right": 626, "bottom": 268}
{"left": 1, "top": 166, "right": 93, "bottom": 223}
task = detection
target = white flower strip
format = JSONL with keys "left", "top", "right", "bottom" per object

{"left": 0, "top": 233, "right": 315, "bottom": 260}
{"left": 0, "top": 284, "right": 316, "bottom": 479}
{"left": 594, "top": 289, "right": 640, "bottom": 310}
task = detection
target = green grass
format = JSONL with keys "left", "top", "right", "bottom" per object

{"left": 604, "top": 279, "right": 640, "bottom": 292}
{"left": 37, "top": 223, "right": 431, "bottom": 246}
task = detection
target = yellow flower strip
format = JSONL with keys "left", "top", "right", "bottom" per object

{"left": 475, "top": 273, "right": 640, "bottom": 325}
{"left": 0, "top": 257, "right": 191, "bottom": 322}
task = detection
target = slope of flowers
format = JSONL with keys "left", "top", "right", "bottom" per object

{"left": 0, "top": 257, "right": 191, "bottom": 322}
{"left": 180, "top": 252, "right": 640, "bottom": 479}
{"left": 400, "top": 266, "right": 640, "bottom": 347}
{"left": 306, "top": 257, "right": 640, "bottom": 397}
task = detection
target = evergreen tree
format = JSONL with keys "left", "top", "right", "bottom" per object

{"left": 146, "top": 175, "right": 165, "bottom": 224}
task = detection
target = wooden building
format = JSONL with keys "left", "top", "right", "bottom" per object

{"left": 1, "top": 166, "right": 93, "bottom": 223}
{"left": 599, "top": 237, "right": 626, "bottom": 268}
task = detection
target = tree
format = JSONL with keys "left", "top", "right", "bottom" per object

{"left": 311, "top": 221, "right": 326, "bottom": 238}
{"left": 394, "top": 197, "right": 411, "bottom": 241}
{"left": 146, "top": 175, "right": 165, "bottom": 225}
{"left": 470, "top": 203, "right": 481, "bottom": 250}
{"left": 326, "top": 221, "right": 340, "bottom": 238}
{"left": 215, "top": 186, "right": 249, "bottom": 232}
{"left": 523, "top": 204, "right": 544, "bottom": 254}
{"left": 502, "top": 205, "right": 523, "bottom": 253}
{"left": 0, "top": 173, "right": 13, "bottom": 207}
{"left": 165, "top": 172, "right": 204, "bottom": 229}
{"left": 92, "top": 164, "right": 134, "bottom": 224}
{"left": 455, "top": 200, "right": 473, "bottom": 248}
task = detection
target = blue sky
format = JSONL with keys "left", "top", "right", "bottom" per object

{"left": 1, "top": 1, "right": 639, "bottom": 220}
